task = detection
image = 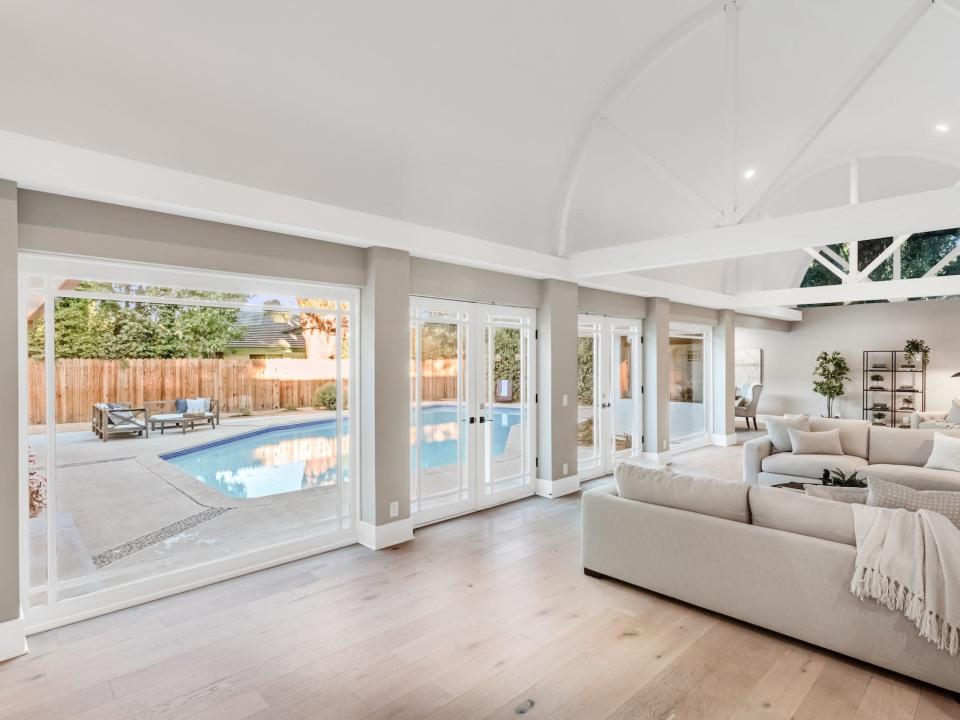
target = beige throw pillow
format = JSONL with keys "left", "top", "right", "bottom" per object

{"left": 614, "top": 463, "right": 750, "bottom": 524}
{"left": 787, "top": 427, "right": 843, "bottom": 456}
{"left": 804, "top": 485, "right": 868, "bottom": 504}
{"left": 761, "top": 414, "right": 810, "bottom": 452}
{"left": 749, "top": 486, "right": 855, "bottom": 545}
{"left": 867, "top": 478, "right": 960, "bottom": 529}
{"left": 925, "top": 432, "right": 960, "bottom": 473}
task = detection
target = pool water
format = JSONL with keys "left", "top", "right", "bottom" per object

{"left": 163, "top": 406, "right": 522, "bottom": 499}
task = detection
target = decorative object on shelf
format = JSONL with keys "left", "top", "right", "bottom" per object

{"left": 820, "top": 467, "right": 867, "bottom": 488}
{"left": 871, "top": 363, "right": 889, "bottom": 370}
{"left": 862, "top": 350, "right": 926, "bottom": 423}
{"left": 903, "top": 339, "right": 930, "bottom": 369}
{"left": 813, "top": 351, "right": 850, "bottom": 418}
{"left": 873, "top": 411, "right": 888, "bottom": 425}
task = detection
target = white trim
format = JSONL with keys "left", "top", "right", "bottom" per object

{"left": 642, "top": 450, "right": 672, "bottom": 465}
{"left": 0, "top": 616, "right": 28, "bottom": 661}
{"left": 803, "top": 247, "right": 848, "bottom": 282}
{"left": 25, "top": 534, "right": 357, "bottom": 634}
{"left": 712, "top": 432, "right": 738, "bottom": 446}
{"left": 357, "top": 518, "right": 414, "bottom": 551}
{"left": 535, "top": 475, "right": 580, "bottom": 499}
{"left": 737, "top": 273, "right": 960, "bottom": 307}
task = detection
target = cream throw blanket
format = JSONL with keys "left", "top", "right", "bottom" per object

{"left": 851, "top": 505, "right": 960, "bottom": 657}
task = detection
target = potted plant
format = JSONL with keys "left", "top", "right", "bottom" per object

{"left": 903, "top": 339, "right": 930, "bottom": 369}
{"left": 869, "top": 374, "right": 885, "bottom": 389}
{"left": 812, "top": 351, "right": 850, "bottom": 418}
{"left": 820, "top": 467, "right": 867, "bottom": 488}
{"left": 873, "top": 411, "right": 887, "bottom": 425}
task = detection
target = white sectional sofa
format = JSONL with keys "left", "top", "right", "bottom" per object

{"left": 581, "top": 465, "right": 960, "bottom": 694}
{"left": 743, "top": 418, "right": 960, "bottom": 491}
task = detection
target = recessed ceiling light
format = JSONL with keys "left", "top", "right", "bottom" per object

{"left": 935, "top": 123, "right": 950, "bottom": 133}
{"left": 743, "top": 168, "right": 757, "bottom": 180}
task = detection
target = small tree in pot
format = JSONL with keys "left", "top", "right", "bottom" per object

{"left": 903, "top": 339, "right": 930, "bottom": 369}
{"left": 812, "top": 351, "right": 850, "bottom": 418}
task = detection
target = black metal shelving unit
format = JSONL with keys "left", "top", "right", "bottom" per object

{"left": 863, "top": 351, "right": 926, "bottom": 429}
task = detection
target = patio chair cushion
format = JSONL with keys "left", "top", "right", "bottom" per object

{"left": 152, "top": 413, "right": 184, "bottom": 422}
{"left": 185, "top": 398, "right": 206, "bottom": 414}
{"left": 192, "top": 397, "right": 212, "bottom": 412}
{"left": 175, "top": 398, "right": 188, "bottom": 413}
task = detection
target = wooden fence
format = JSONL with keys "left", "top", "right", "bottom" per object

{"left": 29, "top": 357, "right": 458, "bottom": 424}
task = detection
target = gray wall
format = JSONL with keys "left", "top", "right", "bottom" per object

{"left": 538, "top": 280, "right": 579, "bottom": 480}
{"left": 410, "top": 258, "right": 540, "bottom": 308}
{"left": 361, "top": 248, "right": 411, "bottom": 525}
{"left": 577, "top": 288, "right": 647, "bottom": 318}
{"left": 643, "top": 298, "right": 671, "bottom": 455}
{"left": 737, "top": 299, "right": 960, "bottom": 419}
{"left": 0, "top": 182, "right": 18, "bottom": 624}
{"left": 17, "top": 191, "right": 367, "bottom": 287}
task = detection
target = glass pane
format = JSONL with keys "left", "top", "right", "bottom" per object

{"left": 613, "top": 334, "right": 634, "bottom": 452}
{"left": 577, "top": 333, "right": 598, "bottom": 466}
{"left": 26, "top": 295, "right": 48, "bottom": 604}
{"left": 49, "top": 292, "right": 352, "bottom": 600}
{"left": 489, "top": 326, "right": 524, "bottom": 487}
{"left": 669, "top": 335, "right": 706, "bottom": 442}
{"left": 416, "top": 321, "right": 466, "bottom": 511}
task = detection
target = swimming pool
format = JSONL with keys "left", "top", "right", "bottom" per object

{"left": 162, "top": 406, "right": 522, "bottom": 499}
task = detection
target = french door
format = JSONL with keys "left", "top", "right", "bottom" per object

{"left": 410, "top": 298, "right": 536, "bottom": 525}
{"left": 577, "top": 315, "right": 642, "bottom": 480}
{"left": 669, "top": 323, "right": 713, "bottom": 452}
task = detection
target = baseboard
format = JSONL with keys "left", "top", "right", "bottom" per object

{"left": 711, "top": 433, "right": 738, "bottom": 446}
{"left": 642, "top": 450, "right": 672, "bottom": 465}
{"left": 357, "top": 517, "right": 414, "bottom": 550}
{"left": 0, "top": 615, "right": 27, "bottom": 662}
{"left": 535, "top": 475, "right": 580, "bottom": 499}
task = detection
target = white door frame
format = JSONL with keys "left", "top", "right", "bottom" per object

{"left": 576, "top": 314, "right": 642, "bottom": 482}
{"left": 18, "top": 252, "right": 360, "bottom": 632}
{"left": 410, "top": 297, "right": 537, "bottom": 526}
{"left": 668, "top": 321, "right": 714, "bottom": 454}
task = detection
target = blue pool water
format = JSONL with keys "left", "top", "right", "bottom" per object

{"left": 163, "top": 406, "right": 521, "bottom": 500}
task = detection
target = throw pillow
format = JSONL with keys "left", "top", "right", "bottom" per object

{"left": 736, "top": 397, "right": 748, "bottom": 408}
{"left": 804, "top": 485, "right": 868, "bottom": 504}
{"left": 185, "top": 398, "right": 206, "bottom": 415}
{"left": 867, "top": 478, "right": 960, "bottom": 529}
{"left": 614, "top": 463, "right": 750, "bottom": 524}
{"left": 924, "top": 432, "right": 960, "bottom": 473}
{"left": 788, "top": 427, "right": 843, "bottom": 456}
{"left": 175, "top": 398, "right": 188, "bottom": 414}
{"left": 761, "top": 414, "right": 810, "bottom": 452}
{"left": 946, "top": 399, "right": 960, "bottom": 425}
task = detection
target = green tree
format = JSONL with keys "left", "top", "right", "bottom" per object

{"left": 577, "top": 336, "right": 594, "bottom": 406}
{"left": 812, "top": 351, "right": 851, "bottom": 418}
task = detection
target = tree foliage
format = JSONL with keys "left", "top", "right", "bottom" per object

{"left": 577, "top": 336, "right": 594, "bottom": 406}
{"left": 812, "top": 350, "right": 851, "bottom": 417}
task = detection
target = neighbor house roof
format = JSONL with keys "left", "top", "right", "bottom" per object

{"left": 228, "top": 311, "right": 304, "bottom": 351}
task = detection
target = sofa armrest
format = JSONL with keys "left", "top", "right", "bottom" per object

{"left": 742, "top": 436, "right": 774, "bottom": 485}
{"left": 910, "top": 411, "right": 948, "bottom": 429}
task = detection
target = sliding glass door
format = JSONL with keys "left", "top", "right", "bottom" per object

{"left": 20, "top": 254, "right": 358, "bottom": 631}
{"left": 411, "top": 299, "right": 536, "bottom": 525}
{"left": 577, "top": 315, "right": 642, "bottom": 480}
{"left": 669, "top": 323, "right": 712, "bottom": 451}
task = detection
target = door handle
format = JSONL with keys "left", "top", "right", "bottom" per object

{"left": 479, "top": 417, "right": 487, "bottom": 423}
{"left": 469, "top": 417, "right": 476, "bottom": 424}
{"left": 601, "top": 402, "right": 611, "bottom": 409}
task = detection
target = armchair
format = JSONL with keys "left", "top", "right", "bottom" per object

{"left": 735, "top": 383, "right": 763, "bottom": 430}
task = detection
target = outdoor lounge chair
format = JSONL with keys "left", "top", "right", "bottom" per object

{"left": 146, "top": 398, "right": 220, "bottom": 435}
{"left": 91, "top": 403, "right": 148, "bottom": 442}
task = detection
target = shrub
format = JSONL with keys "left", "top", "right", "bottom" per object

{"left": 313, "top": 382, "right": 338, "bottom": 410}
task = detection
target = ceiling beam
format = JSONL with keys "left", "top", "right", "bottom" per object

{"left": 568, "top": 184, "right": 960, "bottom": 277}
{"left": 733, "top": 0, "right": 933, "bottom": 223}
{"left": 553, "top": 2, "right": 720, "bottom": 256}
{"left": 803, "top": 247, "right": 847, "bottom": 282}
{"left": 724, "top": 0, "right": 740, "bottom": 222}
{"left": 737, "top": 273, "right": 960, "bottom": 308}
{"left": 603, "top": 118, "right": 722, "bottom": 219}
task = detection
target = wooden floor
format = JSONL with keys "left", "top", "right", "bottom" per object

{"left": 2, "top": 443, "right": 959, "bottom": 720}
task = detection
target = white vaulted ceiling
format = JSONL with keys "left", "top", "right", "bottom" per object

{"left": 1, "top": 0, "right": 960, "bottom": 286}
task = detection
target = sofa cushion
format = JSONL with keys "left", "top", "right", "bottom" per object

{"left": 808, "top": 418, "right": 870, "bottom": 460}
{"left": 761, "top": 453, "right": 866, "bottom": 480}
{"left": 947, "top": 399, "right": 960, "bottom": 425}
{"left": 862, "top": 464, "right": 960, "bottom": 492}
{"left": 614, "top": 463, "right": 750, "bottom": 524}
{"left": 749, "top": 486, "right": 855, "bottom": 545}
{"left": 867, "top": 478, "right": 960, "bottom": 529}
{"left": 925, "top": 432, "right": 960, "bottom": 473}
{"left": 788, "top": 428, "right": 843, "bottom": 456}
{"left": 761, "top": 414, "right": 810, "bottom": 452}
{"left": 865, "top": 426, "right": 960, "bottom": 467}
{"left": 804, "top": 485, "right": 869, "bottom": 504}
{"left": 175, "top": 398, "right": 188, "bottom": 413}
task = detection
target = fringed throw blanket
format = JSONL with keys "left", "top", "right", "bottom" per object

{"left": 851, "top": 505, "right": 960, "bottom": 657}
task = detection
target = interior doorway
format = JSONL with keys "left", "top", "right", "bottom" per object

{"left": 669, "top": 323, "right": 713, "bottom": 452}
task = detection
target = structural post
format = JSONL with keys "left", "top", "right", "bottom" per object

{"left": 535, "top": 279, "right": 579, "bottom": 497}
{"left": 0, "top": 179, "right": 26, "bottom": 661}
{"left": 713, "top": 310, "right": 737, "bottom": 445}
{"left": 642, "top": 297, "right": 671, "bottom": 462}
{"left": 359, "top": 247, "right": 413, "bottom": 549}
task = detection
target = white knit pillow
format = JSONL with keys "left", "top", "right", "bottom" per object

{"left": 867, "top": 478, "right": 960, "bottom": 529}
{"left": 925, "top": 432, "right": 960, "bottom": 473}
